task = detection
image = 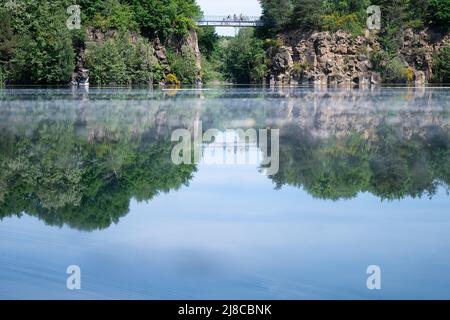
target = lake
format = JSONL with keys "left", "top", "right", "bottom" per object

{"left": 0, "top": 87, "right": 449, "bottom": 299}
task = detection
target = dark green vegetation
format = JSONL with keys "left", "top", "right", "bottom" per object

{"left": 432, "top": 44, "right": 450, "bottom": 83}
{"left": 0, "top": 1, "right": 77, "bottom": 84}
{"left": 259, "top": 0, "right": 450, "bottom": 36}
{"left": 85, "top": 33, "right": 163, "bottom": 85}
{"left": 0, "top": 0, "right": 201, "bottom": 85}
{"left": 221, "top": 29, "right": 268, "bottom": 84}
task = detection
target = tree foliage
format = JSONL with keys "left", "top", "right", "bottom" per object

{"left": 221, "top": 29, "right": 268, "bottom": 84}
{"left": 125, "top": 0, "right": 201, "bottom": 40}
{"left": 259, "top": 0, "right": 450, "bottom": 36}
{"left": 7, "top": 1, "right": 75, "bottom": 84}
{"left": 432, "top": 44, "right": 450, "bottom": 83}
{"left": 168, "top": 45, "right": 200, "bottom": 84}
{"left": 86, "top": 33, "right": 162, "bottom": 86}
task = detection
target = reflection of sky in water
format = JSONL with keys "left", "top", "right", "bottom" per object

{"left": 1, "top": 161, "right": 450, "bottom": 299}
{"left": 0, "top": 87, "right": 449, "bottom": 299}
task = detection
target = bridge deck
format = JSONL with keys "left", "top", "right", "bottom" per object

{"left": 197, "top": 15, "right": 263, "bottom": 27}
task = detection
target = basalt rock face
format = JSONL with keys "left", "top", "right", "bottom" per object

{"left": 268, "top": 29, "right": 449, "bottom": 86}
{"left": 268, "top": 30, "right": 381, "bottom": 86}
{"left": 267, "top": 46, "right": 294, "bottom": 84}
{"left": 152, "top": 37, "right": 170, "bottom": 72}
{"left": 400, "top": 28, "right": 450, "bottom": 83}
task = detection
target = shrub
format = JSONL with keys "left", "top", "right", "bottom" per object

{"left": 428, "top": 0, "right": 450, "bottom": 31}
{"left": 168, "top": 46, "right": 199, "bottom": 85}
{"left": 222, "top": 29, "right": 268, "bottom": 84}
{"left": 432, "top": 44, "right": 450, "bottom": 83}
{"left": 200, "top": 56, "right": 223, "bottom": 84}
{"left": 0, "top": 67, "right": 6, "bottom": 86}
{"left": 90, "top": 0, "right": 138, "bottom": 31}
{"left": 264, "top": 38, "right": 284, "bottom": 49}
{"left": 128, "top": 0, "right": 201, "bottom": 39}
{"left": 9, "top": 2, "right": 75, "bottom": 84}
{"left": 321, "top": 13, "right": 365, "bottom": 35}
{"left": 371, "top": 50, "right": 410, "bottom": 83}
{"left": 292, "top": 61, "right": 304, "bottom": 79}
{"left": 382, "top": 57, "right": 409, "bottom": 83}
{"left": 86, "top": 34, "right": 161, "bottom": 86}
{"left": 165, "top": 73, "right": 180, "bottom": 85}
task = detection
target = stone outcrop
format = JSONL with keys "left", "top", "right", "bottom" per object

{"left": 181, "top": 29, "right": 202, "bottom": 70}
{"left": 268, "top": 28, "right": 449, "bottom": 86}
{"left": 400, "top": 28, "right": 450, "bottom": 83}
{"left": 268, "top": 30, "right": 381, "bottom": 86}
{"left": 153, "top": 37, "right": 170, "bottom": 72}
{"left": 267, "top": 46, "right": 294, "bottom": 84}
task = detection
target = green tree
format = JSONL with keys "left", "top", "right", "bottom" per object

{"left": 197, "top": 26, "right": 219, "bottom": 59}
{"left": 126, "top": 0, "right": 201, "bottom": 40}
{"left": 89, "top": 0, "right": 138, "bottom": 31}
{"left": 428, "top": 0, "right": 450, "bottom": 30}
{"left": 432, "top": 44, "right": 450, "bottom": 83}
{"left": 86, "top": 33, "right": 161, "bottom": 85}
{"left": 0, "top": 9, "right": 17, "bottom": 67}
{"left": 168, "top": 45, "right": 200, "bottom": 84}
{"left": 258, "top": 0, "right": 294, "bottom": 35}
{"left": 9, "top": 2, "right": 75, "bottom": 84}
{"left": 222, "top": 29, "right": 268, "bottom": 84}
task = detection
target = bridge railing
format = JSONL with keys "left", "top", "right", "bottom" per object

{"left": 197, "top": 15, "right": 264, "bottom": 27}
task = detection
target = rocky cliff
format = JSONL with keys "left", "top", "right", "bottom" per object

{"left": 267, "top": 29, "right": 450, "bottom": 86}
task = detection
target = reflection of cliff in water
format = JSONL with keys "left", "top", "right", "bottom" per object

{"left": 0, "top": 88, "right": 448, "bottom": 230}
{"left": 259, "top": 88, "right": 450, "bottom": 200}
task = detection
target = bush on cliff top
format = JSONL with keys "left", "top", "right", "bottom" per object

{"left": 432, "top": 45, "right": 450, "bottom": 83}
{"left": 167, "top": 46, "right": 199, "bottom": 85}
{"left": 86, "top": 33, "right": 162, "bottom": 86}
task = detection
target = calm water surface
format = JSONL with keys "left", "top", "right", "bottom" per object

{"left": 0, "top": 87, "right": 449, "bottom": 299}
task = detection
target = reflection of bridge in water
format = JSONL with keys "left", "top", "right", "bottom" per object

{"left": 197, "top": 15, "right": 264, "bottom": 27}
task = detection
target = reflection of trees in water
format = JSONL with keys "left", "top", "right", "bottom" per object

{"left": 0, "top": 120, "right": 196, "bottom": 231}
{"left": 0, "top": 88, "right": 449, "bottom": 230}
{"left": 266, "top": 123, "right": 450, "bottom": 200}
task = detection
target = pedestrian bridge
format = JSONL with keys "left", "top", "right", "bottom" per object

{"left": 197, "top": 15, "right": 263, "bottom": 27}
